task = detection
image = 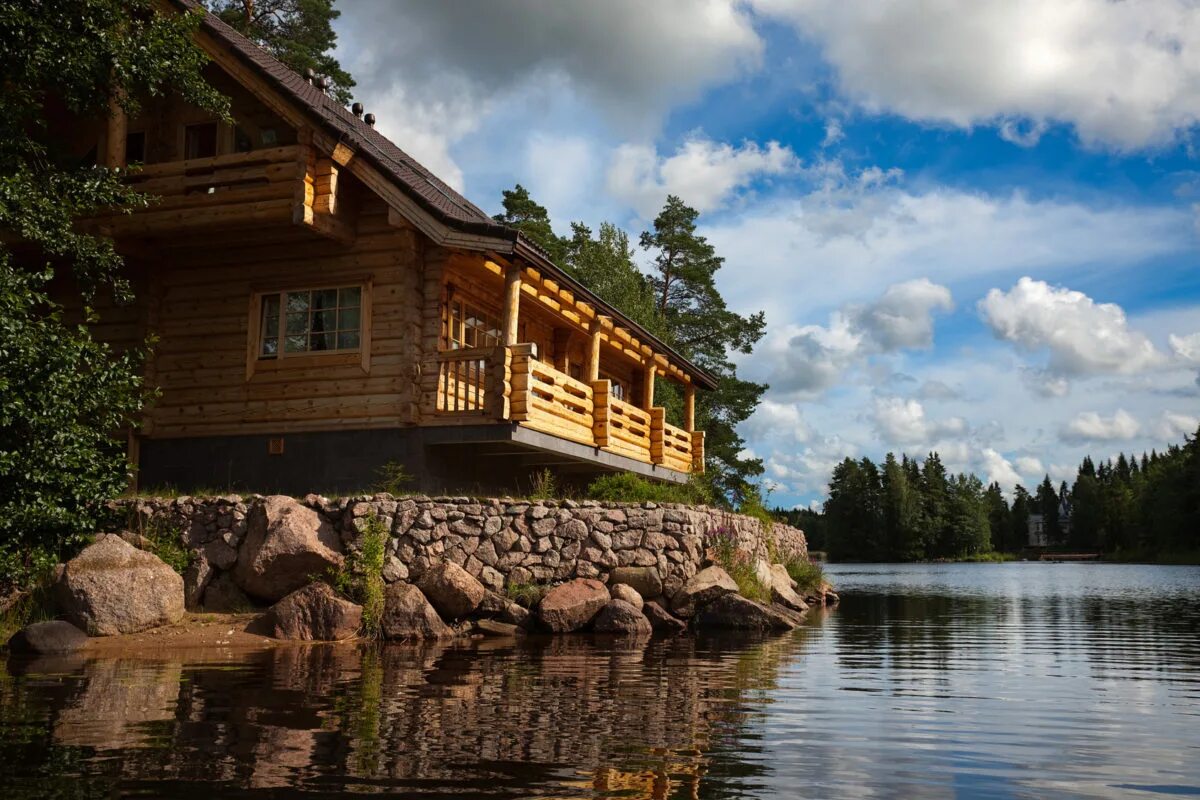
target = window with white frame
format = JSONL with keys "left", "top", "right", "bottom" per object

{"left": 258, "top": 286, "right": 362, "bottom": 359}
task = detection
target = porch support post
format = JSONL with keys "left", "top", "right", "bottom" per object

{"left": 104, "top": 91, "right": 127, "bottom": 169}
{"left": 501, "top": 261, "right": 522, "bottom": 346}
{"left": 586, "top": 319, "right": 603, "bottom": 383}
{"left": 684, "top": 383, "right": 696, "bottom": 432}
{"left": 642, "top": 362, "right": 657, "bottom": 410}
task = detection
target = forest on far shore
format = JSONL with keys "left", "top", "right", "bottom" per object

{"left": 775, "top": 427, "right": 1200, "bottom": 563}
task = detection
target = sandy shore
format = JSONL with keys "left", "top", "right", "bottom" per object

{"left": 80, "top": 612, "right": 281, "bottom": 655}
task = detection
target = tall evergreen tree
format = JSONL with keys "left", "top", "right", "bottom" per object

{"left": 204, "top": 0, "right": 355, "bottom": 103}
{"left": 1037, "top": 476, "right": 1061, "bottom": 544}
{"left": 640, "top": 196, "right": 767, "bottom": 502}
{"left": 564, "top": 222, "right": 661, "bottom": 336}
{"left": 883, "top": 453, "right": 923, "bottom": 560}
{"left": 921, "top": 453, "right": 950, "bottom": 557}
{"left": 984, "top": 482, "right": 1012, "bottom": 552}
{"left": 492, "top": 184, "right": 569, "bottom": 267}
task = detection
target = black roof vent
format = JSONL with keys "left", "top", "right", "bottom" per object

{"left": 364, "top": 112, "right": 376, "bottom": 127}
{"left": 351, "top": 102, "right": 363, "bottom": 118}
{"left": 304, "top": 67, "right": 315, "bottom": 85}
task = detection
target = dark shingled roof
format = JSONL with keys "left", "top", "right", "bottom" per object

{"left": 171, "top": 0, "right": 717, "bottom": 390}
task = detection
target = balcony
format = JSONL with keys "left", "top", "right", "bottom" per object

{"left": 430, "top": 344, "right": 704, "bottom": 476}
{"left": 84, "top": 145, "right": 348, "bottom": 241}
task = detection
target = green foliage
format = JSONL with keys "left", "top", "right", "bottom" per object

{"left": 0, "top": 568, "right": 57, "bottom": 644}
{"left": 504, "top": 582, "right": 548, "bottom": 608}
{"left": 585, "top": 472, "right": 715, "bottom": 506}
{"left": 331, "top": 514, "right": 386, "bottom": 637}
{"left": 138, "top": 519, "right": 192, "bottom": 575}
{"left": 204, "top": 0, "right": 355, "bottom": 104}
{"left": 492, "top": 184, "right": 569, "bottom": 266}
{"left": 709, "top": 525, "right": 770, "bottom": 603}
{"left": 738, "top": 484, "right": 777, "bottom": 531}
{"left": 373, "top": 461, "right": 415, "bottom": 496}
{"left": 784, "top": 558, "right": 825, "bottom": 594}
{"left": 527, "top": 468, "right": 561, "bottom": 502}
{"left": 565, "top": 222, "right": 664, "bottom": 336}
{"left": 0, "top": 0, "right": 226, "bottom": 591}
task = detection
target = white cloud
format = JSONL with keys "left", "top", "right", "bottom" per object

{"left": 1015, "top": 456, "right": 1046, "bottom": 478}
{"left": 980, "top": 448, "right": 1023, "bottom": 493}
{"left": 1060, "top": 409, "right": 1141, "bottom": 443}
{"left": 1021, "top": 368, "right": 1071, "bottom": 398}
{"left": 754, "top": 0, "right": 1200, "bottom": 151}
{"left": 1154, "top": 411, "right": 1200, "bottom": 440}
{"left": 871, "top": 396, "right": 967, "bottom": 446}
{"left": 980, "top": 278, "right": 1166, "bottom": 377}
{"left": 606, "top": 137, "right": 799, "bottom": 217}
{"left": 1170, "top": 331, "right": 1200, "bottom": 363}
{"left": 755, "top": 278, "right": 954, "bottom": 397}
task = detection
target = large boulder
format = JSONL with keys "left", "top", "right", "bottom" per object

{"left": 591, "top": 599, "right": 652, "bottom": 636}
{"left": 609, "top": 583, "right": 644, "bottom": 611}
{"left": 608, "top": 566, "right": 663, "bottom": 599}
{"left": 670, "top": 565, "right": 738, "bottom": 617}
{"left": 234, "top": 496, "right": 343, "bottom": 602}
{"left": 201, "top": 572, "right": 253, "bottom": 613}
{"left": 642, "top": 600, "right": 688, "bottom": 634}
{"left": 418, "top": 561, "right": 486, "bottom": 620}
{"left": 380, "top": 583, "right": 453, "bottom": 640}
{"left": 268, "top": 582, "right": 362, "bottom": 641}
{"left": 694, "top": 593, "right": 797, "bottom": 632}
{"left": 475, "top": 590, "right": 532, "bottom": 628}
{"left": 55, "top": 535, "right": 185, "bottom": 636}
{"left": 7, "top": 621, "right": 89, "bottom": 654}
{"left": 766, "top": 564, "right": 809, "bottom": 612}
{"left": 538, "top": 578, "right": 609, "bottom": 633}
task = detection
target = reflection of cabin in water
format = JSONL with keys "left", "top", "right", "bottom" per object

{"left": 52, "top": 0, "right": 716, "bottom": 495}
{"left": 1027, "top": 497, "right": 1072, "bottom": 548}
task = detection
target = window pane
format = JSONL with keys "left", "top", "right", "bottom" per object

{"left": 338, "top": 287, "right": 361, "bottom": 307}
{"left": 311, "top": 332, "right": 336, "bottom": 351}
{"left": 262, "top": 294, "right": 280, "bottom": 317}
{"left": 338, "top": 331, "right": 360, "bottom": 349}
{"left": 313, "top": 309, "right": 337, "bottom": 331}
{"left": 338, "top": 307, "right": 360, "bottom": 330}
{"left": 284, "top": 334, "right": 307, "bottom": 353}
{"left": 285, "top": 312, "right": 309, "bottom": 335}
{"left": 286, "top": 292, "right": 310, "bottom": 313}
{"left": 261, "top": 337, "right": 278, "bottom": 357}
{"left": 313, "top": 289, "right": 338, "bottom": 310}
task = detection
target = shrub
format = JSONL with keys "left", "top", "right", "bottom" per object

{"left": 710, "top": 523, "right": 771, "bottom": 603}
{"left": 785, "top": 558, "right": 826, "bottom": 595}
{"left": 139, "top": 518, "right": 192, "bottom": 575}
{"left": 331, "top": 514, "right": 387, "bottom": 637}
{"left": 505, "top": 582, "right": 549, "bottom": 608}
{"left": 528, "top": 468, "right": 561, "bottom": 501}
{"left": 373, "top": 461, "right": 415, "bottom": 496}
{"left": 585, "top": 472, "right": 715, "bottom": 506}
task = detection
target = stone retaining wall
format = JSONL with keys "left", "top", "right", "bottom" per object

{"left": 110, "top": 495, "right": 807, "bottom": 605}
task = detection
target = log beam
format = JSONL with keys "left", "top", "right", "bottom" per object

{"left": 684, "top": 383, "right": 696, "bottom": 432}
{"left": 501, "top": 261, "right": 523, "bottom": 345}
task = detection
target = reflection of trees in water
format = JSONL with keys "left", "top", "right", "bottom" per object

{"left": 832, "top": 586, "right": 1200, "bottom": 686}
{"left": 0, "top": 629, "right": 816, "bottom": 799}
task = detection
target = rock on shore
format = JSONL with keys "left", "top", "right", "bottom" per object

{"left": 54, "top": 535, "right": 185, "bottom": 636}
{"left": 235, "top": 496, "right": 344, "bottom": 602}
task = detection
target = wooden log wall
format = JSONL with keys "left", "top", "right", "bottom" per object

{"left": 142, "top": 196, "right": 423, "bottom": 437}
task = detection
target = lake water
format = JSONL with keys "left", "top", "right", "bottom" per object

{"left": 2, "top": 562, "right": 1198, "bottom": 798}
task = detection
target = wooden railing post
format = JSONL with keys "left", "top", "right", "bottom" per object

{"left": 486, "top": 345, "right": 512, "bottom": 421}
{"left": 691, "top": 431, "right": 706, "bottom": 474}
{"left": 649, "top": 407, "right": 666, "bottom": 465}
{"left": 502, "top": 262, "right": 522, "bottom": 346}
{"left": 508, "top": 343, "right": 536, "bottom": 422}
{"left": 591, "top": 379, "right": 611, "bottom": 447}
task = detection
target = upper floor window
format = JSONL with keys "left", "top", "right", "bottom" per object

{"left": 444, "top": 298, "right": 501, "bottom": 350}
{"left": 259, "top": 286, "right": 362, "bottom": 359}
{"left": 184, "top": 122, "right": 218, "bottom": 159}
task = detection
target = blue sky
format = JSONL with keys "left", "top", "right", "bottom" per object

{"left": 334, "top": 1, "right": 1200, "bottom": 508}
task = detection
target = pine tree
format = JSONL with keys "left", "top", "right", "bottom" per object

{"left": 640, "top": 196, "right": 767, "bottom": 503}
{"left": 920, "top": 453, "right": 950, "bottom": 558}
{"left": 564, "top": 222, "right": 661, "bottom": 336}
{"left": 883, "top": 453, "right": 923, "bottom": 560}
{"left": 492, "top": 184, "right": 569, "bottom": 266}
{"left": 984, "top": 482, "right": 1012, "bottom": 552}
{"left": 204, "top": 0, "right": 355, "bottom": 104}
{"left": 1037, "top": 476, "right": 1061, "bottom": 544}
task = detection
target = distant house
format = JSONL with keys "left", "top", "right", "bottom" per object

{"left": 48, "top": 1, "right": 714, "bottom": 494}
{"left": 1027, "top": 496, "right": 1072, "bottom": 548}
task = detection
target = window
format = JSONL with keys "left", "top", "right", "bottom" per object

{"left": 124, "top": 132, "right": 145, "bottom": 164}
{"left": 444, "top": 298, "right": 502, "bottom": 350}
{"left": 258, "top": 286, "right": 362, "bottom": 359}
{"left": 600, "top": 370, "right": 627, "bottom": 401}
{"left": 184, "top": 122, "right": 218, "bottom": 159}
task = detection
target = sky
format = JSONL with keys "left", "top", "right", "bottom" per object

{"left": 332, "top": 0, "right": 1200, "bottom": 509}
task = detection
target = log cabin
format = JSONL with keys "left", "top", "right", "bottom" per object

{"left": 51, "top": 1, "right": 716, "bottom": 495}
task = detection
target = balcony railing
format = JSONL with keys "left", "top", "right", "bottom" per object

{"left": 429, "top": 344, "right": 703, "bottom": 473}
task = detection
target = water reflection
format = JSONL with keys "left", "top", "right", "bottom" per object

{"left": 3, "top": 563, "right": 1199, "bottom": 799}
{"left": 0, "top": 629, "right": 818, "bottom": 798}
